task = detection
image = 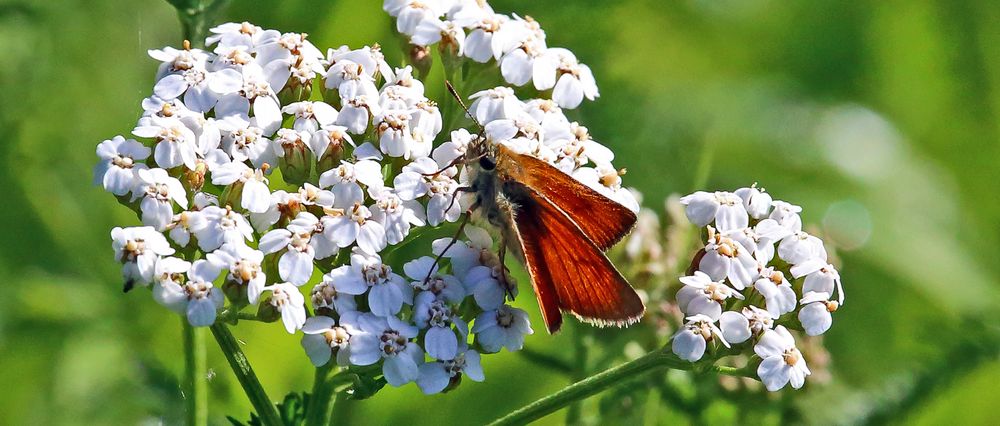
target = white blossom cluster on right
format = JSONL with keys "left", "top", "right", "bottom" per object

{"left": 671, "top": 186, "right": 844, "bottom": 392}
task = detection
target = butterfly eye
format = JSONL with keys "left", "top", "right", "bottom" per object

{"left": 479, "top": 156, "right": 496, "bottom": 170}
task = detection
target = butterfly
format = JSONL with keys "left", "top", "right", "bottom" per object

{"left": 436, "top": 83, "right": 645, "bottom": 333}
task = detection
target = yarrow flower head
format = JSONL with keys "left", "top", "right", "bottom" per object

{"left": 670, "top": 185, "right": 844, "bottom": 392}
{"left": 96, "top": 6, "right": 634, "bottom": 395}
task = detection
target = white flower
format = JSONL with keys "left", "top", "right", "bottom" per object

{"left": 255, "top": 32, "right": 324, "bottom": 85}
{"left": 403, "top": 256, "right": 466, "bottom": 303}
{"left": 719, "top": 306, "right": 774, "bottom": 344}
{"left": 724, "top": 219, "right": 792, "bottom": 263}
{"left": 370, "top": 187, "right": 426, "bottom": 245}
{"left": 259, "top": 212, "right": 331, "bottom": 285}
{"left": 792, "top": 260, "right": 844, "bottom": 305}
{"left": 753, "top": 268, "right": 797, "bottom": 318}
{"left": 735, "top": 185, "right": 773, "bottom": 219}
{"left": 698, "top": 228, "right": 758, "bottom": 290}
{"left": 326, "top": 251, "right": 412, "bottom": 317}
{"left": 533, "top": 48, "right": 598, "bottom": 109}
{"left": 153, "top": 259, "right": 225, "bottom": 326}
{"left": 472, "top": 304, "right": 533, "bottom": 353}
{"left": 675, "top": 271, "right": 744, "bottom": 320}
{"left": 469, "top": 86, "right": 525, "bottom": 124}
{"left": 112, "top": 226, "right": 174, "bottom": 287}
{"left": 318, "top": 160, "right": 385, "bottom": 208}
{"left": 283, "top": 101, "right": 339, "bottom": 133}
{"left": 349, "top": 313, "right": 424, "bottom": 386}
{"left": 147, "top": 45, "right": 210, "bottom": 80}
{"left": 262, "top": 282, "right": 307, "bottom": 333}
{"left": 338, "top": 93, "right": 382, "bottom": 133}
{"left": 193, "top": 206, "right": 254, "bottom": 252}
{"left": 310, "top": 279, "right": 358, "bottom": 315}
{"left": 166, "top": 210, "right": 208, "bottom": 247}
{"left": 217, "top": 120, "right": 275, "bottom": 168}
{"left": 413, "top": 291, "right": 468, "bottom": 360}
{"left": 94, "top": 136, "right": 150, "bottom": 196}
{"left": 499, "top": 35, "right": 546, "bottom": 87}
{"left": 213, "top": 62, "right": 283, "bottom": 135}
{"left": 385, "top": 0, "right": 445, "bottom": 35}
{"left": 375, "top": 110, "right": 419, "bottom": 158}
{"left": 777, "top": 231, "right": 827, "bottom": 265}
{"left": 150, "top": 53, "right": 230, "bottom": 113}
{"left": 431, "top": 225, "right": 498, "bottom": 278}
{"left": 394, "top": 157, "right": 462, "bottom": 226}
{"left": 417, "top": 348, "right": 484, "bottom": 394}
{"left": 132, "top": 168, "right": 188, "bottom": 230}
{"left": 798, "top": 292, "right": 838, "bottom": 336}
{"left": 132, "top": 116, "right": 199, "bottom": 170}
{"left": 248, "top": 190, "right": 294, "bottom": 232}
{"left": 572, "top": 163, "right": 641, "bottom": 213}
{"left": 769, "top": 200, "right": 803, "bottom": 232}
{"left": 325, "top": 45, "right": 394, "bottom": 83}
{"left": 206, "top": 243, "right": 267, "bottom": 304}
{"left": 321, "top": 203, "right": 388, "bottom": 255}
{"left": 432, "top": 128, "right": 476, "bottom": 167}
{"left": 326, "top": 60, "right": 380, "bottom": 100}
{"left": 206, "top": 22, "right": 279, "bottom": 50}
{"left": 210, "top": 161, "right": 271, "bottom": 213}
{"left": 672, "top": 314, "right": 728, "bottom": 362}
{"left": 755, "top": 326, "right": 811, "bottom": 391}
{"left": 311, "top": 126, "right": 355, "bottom": 161}
{"left": 412, "top": 18, "right": 466, "bottom": 54}
{"left": 457, "top": 13, "right": 514, "bottom": 62}
{"left": 295, "top": 183, "right": 336, "bottom": 209}
{"left": 679, "top": 191, "right": 749, "bottom": 232}
{"left": 301, "top": 314, "right": 359, "bottom": 367}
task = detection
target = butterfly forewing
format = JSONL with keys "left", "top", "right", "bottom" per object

{"left": 504, "top": 180, "right": 645, "bottom": 333}
{"left": 497, "top": 145, "right": 637, "bottom": 250}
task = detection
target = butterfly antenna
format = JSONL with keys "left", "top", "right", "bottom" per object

{"left": 446, "top": 80, "right": 486, "bottom": 136}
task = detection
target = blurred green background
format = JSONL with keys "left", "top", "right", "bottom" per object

{"left": 2, "top": 0, "right": 999, "bottom": 424}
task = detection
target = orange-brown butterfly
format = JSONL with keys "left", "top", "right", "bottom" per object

{"left": 436, "top": 82, "right": 645, "bottom": 334}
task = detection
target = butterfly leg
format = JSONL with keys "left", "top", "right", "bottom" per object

{"left": 422, "top": 201, "right": 481, "bottom": 286}
{"left": 496, "top": 241, "right": 516, "bottom": 301}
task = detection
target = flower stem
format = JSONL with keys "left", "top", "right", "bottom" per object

{"left": 166, "top": 0, "right": 231, "bottom": 48}
{"left": 209, "top": 322, "right": 282, "bottom": 426}
{"left": 182, "top": 320, "right": 208, "bottom": 426}
{"left": 304, "top": 364, "right": 334, "bottom": 426}
{"left": 489, "top": 349, "right": 751, "bottom": 425}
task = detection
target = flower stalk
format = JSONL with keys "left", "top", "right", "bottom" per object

{"left": 210, "top": 322, "right": 282, "bottom": 426}
{"left": 182, "top": 319, "right": 208, "bottom": 426}
{"left": 489, "top": 348, "right": 751, "bottom": 425}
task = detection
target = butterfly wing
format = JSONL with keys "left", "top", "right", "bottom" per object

{"left": 497, "top": 145, "right": 637, "bottom": 250}
{"left": 503, "top": 180, "right": 645, "bottom": 333}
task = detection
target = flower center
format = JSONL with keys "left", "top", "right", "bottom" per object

{"left": 112, "top": 154, "right": 135, "bottom": 169}
{"left": 289, "top": 232, "right": 312, "bottom": 252}
{"left": 183, "top": 281, "right": 212, "bottom": 300}
{"left": 782, "top": 348, "right": 801, "bottom": 366}
{"left": 379, "top": 330, "right": 407, "bottom": 356}
{"left": 324, "top": 326, "right": 351, "bottom": 348}
{"left": 496, "top": 305, "right": 515, "bottom": 328}
{"left": 233, "top": 259, "right": 259, "bottom": 283}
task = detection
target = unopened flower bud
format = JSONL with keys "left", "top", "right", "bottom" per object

{"left": 409, "top": 44, "right": 432, "bottom": 78}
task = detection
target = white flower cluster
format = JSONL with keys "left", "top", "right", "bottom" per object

{"left": 385, "top": 0, "right": 599, "bottom": 109}
{"left": 671, "top": 186, "right": 844, "bottom": 391}
{"left": 95, "top": 21, "right": 546, "bottom": 394}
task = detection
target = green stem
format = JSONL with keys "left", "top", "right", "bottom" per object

{"left": 209, "top": 323, "right": 282, "bottom": 426}
{"left": 304, "top": 364, "right": 334, "bottom": 426}
{"left": 166, "top": 0, "right": 231, "bottom": 48}
{"left": 182, "top": 320, "right": 208, "bottom": 426}
{"left": 489, "top": 349, "right": 752, "bottom": 426}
